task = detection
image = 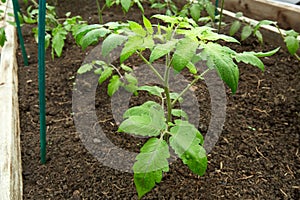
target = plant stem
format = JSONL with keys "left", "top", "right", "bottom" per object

{"left": 137, "top": 51, "right": 165, "bottom": 83}
{"left": 96, "top": 0, "right": 106, "bottom": 24}
{"left": 171, "top": 68, "right": 210, "bottom": 106}
{"left": 294, "top": 53, "right": 300, "bottom": 61}
{"left": 217, "top": 0, "right": 225, "bottom": 33}
{"left": 163, "top": 54, "right": 172, "bottom": 125}
{"left": 164, "top": 86, "right": 172, "bottom": 125}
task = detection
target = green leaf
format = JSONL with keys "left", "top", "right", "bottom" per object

{"left": 186, "top": 62, "right": 197, "bottom": 74}
{"left": 0, "top": 27, "right": 6, "bottom": 47}
{"left": 106, "top": 0, "right": 114, "bottom": 7}
{"left": 205, "top": 2, "right": 215, "bottom": 20}
{"left": 125, "top": 72, "right": 138, "bottom": 84}
{"left": 74, "top": 24, "right": 103, "bottom": 45}
{"left": 235, "top": 12, "right": 243, "bottom": 18}
{"left": 80, "top": 28, "right": 111, "bottom": 50}
{"left": 151, "top": 3, "right": 166, "bottom": 9}
{"left": 190, "top": 4, "right": 201, "bottom": 22}
{"left": 200, "top": 31, "right": 240, "bottom": 43}
{"left": 129, "top": 21, "right": 147, "bottom": 36}
{"left": 234, "top": 52, "right": 265, "bottom": 71}
{"left": 143, "top": 35, "right": 155, "bottom": 49}
{"left": 171, "top": 109, "right": 188, "bottom": 120}
{"left": 98, "top": 67, "right": 113, "bottom": 84}
{"left": 253, "top": 47, "right": 280, "bottom": 57}
{"left": 51, "top": 25, "right": 68, "bottom": 58}
{"left": 120, "top": 35, "right": 144, "bottom": 63}
{"left": 102, "top": 34, "right": 127, "bottom": 57}
{"left": 229, "top": 21, "right": 241, "bottom": 36}
{"left": 149, "top": 39, "right": 178, "bottom": 62}
{"left": 138, "top": 85, "right": 164, "bottom": 98}
{"left": 171, "top": 37, "right": 198, "bottom": 72}
{"left": 77, "top": 63, "right": 93, "bottom": 74}
{"left": 170, "top": 92, "right": 183, "bottom": 103}
{"left": 123, "top": 101, "right": 159, "bottom": 118}
{"left": 120, "top": 63, "right": 133, "bottom": 72}
{"left": 241, "top": 25, "right": 253, "bottom": 41}
{"left": 169, "top": 120, "right": 207, "bottom": 176}
{"left": 285, "top": 30, "right": 299, "bottom": 37}
{"left": 152, "top": 14, "right": 179, "bottom": 24}
{"left": 135, "top": 0, "right": 144, "bottom": 13}
{"left": 108, "top": 75, "right": 122, "bottom": 96}
{"left": 121, "top": 0, "right": 131, "bottom": 12}
{"left": 143, "top": 15, "right": 153, "bottom": 34}
{"left": 133, "top": 138, "right": 170, "bottom": 199}
{"left": 254, "top": 30, "right": 263, "bottom": 44}
{"left": 284, "top": 36, "right": 299, "bottom": 55}
{"left": 201, "top": 43, "right": 239, "bottom": 94}
{"left": 253, "top": 20, "right": 274, "bottom": 33}
{"left": 118, "top": 102, "right": 166, "bottom": 136}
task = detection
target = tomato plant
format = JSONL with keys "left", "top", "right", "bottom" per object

{"left": 76, "top": 14, "right": 279, "bottom": 199}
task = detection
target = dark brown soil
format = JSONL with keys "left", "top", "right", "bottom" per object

{"left": 18, "top": 1, "right": 299, "bottom": 199}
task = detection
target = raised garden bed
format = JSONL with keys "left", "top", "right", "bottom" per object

{"left": 0, "top": 0, "right": 22, "bottom": 199}
{"left": 15, "top": 0, "right": 300, "bottom": 199}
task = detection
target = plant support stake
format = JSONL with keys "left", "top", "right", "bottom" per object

{"left": 38, "top": 0, "right": 47, "bottom": 164}
{"left": 12, "top": 0, "right": 28, "bottom": 66}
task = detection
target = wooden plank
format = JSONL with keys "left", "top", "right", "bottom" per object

{"left": 0, "top": 0, "right": 23, "bottom": 200}
{"left": 213, "top": 0, "right": 300, "bottom": 32}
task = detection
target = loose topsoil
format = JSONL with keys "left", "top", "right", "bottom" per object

{"left": 18, "top": 0, "right": 299, "bottom": 199}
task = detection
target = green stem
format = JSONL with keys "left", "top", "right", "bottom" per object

{"left": 164, "top": 86, "right": 172, "bottom": 125}
{"left": 96, "top": 0, "right": 106, "bottom": 24}
{"left": 137, "top": 51, "right": 164, "bottom": 83}
{"left": 171, "top": 68, "right": 210, "bottom": 106}
{"left": 163, "top": 57, "right": 172, "bottom": 125}
{"left": 294, "top": 53, "right": 300, "bottom": 61}
{"left": 217, "top": 0, "right": 225, "bottom": 33}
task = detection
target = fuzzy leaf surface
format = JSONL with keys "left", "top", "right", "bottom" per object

{"left": 108, "top": 75, "right": 121, "bottom": 96}
{"left": 119, "top": 101, "right": 166, "bottom": 136}
{"left": 74, "top": 24, "right": 102, "bottom": 45}
{"left": 52, "top": 25, "right": 67, "bottom": 58}
{"left": 77, "top": 63, "right": 93, "bottom": 74}
{"left": 138, "top": 86, "right": 164, "bottom": 98}
{"left": 98, "top": 67, "right": 113, "bottom": 84}
{"left": 171, "top": 37, "right": 198, "bottom": 72}
{"left": 120, "top": 35, "right": 144, "bottom": 62}
{"left": 234, "top": 52, "right": 265, "bottom": 71}
{"left": 149, "top": 39, "right": 178, "bottom": 62}
{"left": 201, "top": 42, "right": 239, "bottom": 94}
{"left": 80, "top": 28, "right": 111, "bottom": 50}
{"left": 133, "top": 138, "right": 170, "bottom": 198}
{"left": 171, "top": 109, "right": 188, "bottom": 120}
{"left": 102, "top": 33, "right": 127, "bottom": 57}
{"left": 169, "top": 120, "right": 206, "bottom": 176}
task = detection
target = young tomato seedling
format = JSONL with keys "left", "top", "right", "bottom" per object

{"left": 76, "top": 15, "right": 279, "bottom": 199}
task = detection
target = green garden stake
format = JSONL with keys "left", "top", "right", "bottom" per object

{"left": 214, "top": 0, "right": 219, "bottom": 16}
{"left": 12, "top": 0, "right": 28, "bottom": 66}
{"left": 38, "top": 0, "right": 47, "bottom": 164}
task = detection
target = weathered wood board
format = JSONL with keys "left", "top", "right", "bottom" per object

{"left": 213, "top": 0, "right": 300, "bottom": 32}
{"left": 0, "top": 0, "right": 23, "bottom": 200}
